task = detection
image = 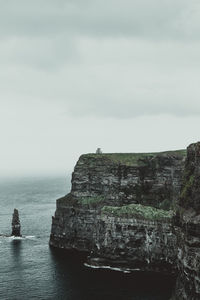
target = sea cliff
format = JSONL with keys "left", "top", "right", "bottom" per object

{"left": 172, "top": 143, "right": 200, "bottom": 299}
{"left": 50, "top": 145, "right": 200, "bottom": 298}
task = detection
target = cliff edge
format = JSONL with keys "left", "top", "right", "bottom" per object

{"left": 50, "top": 150, "right": 185, "bottom": 273}
{"left": 173, "top": 143, "right": 200, "bottom": 299}
{"left": 50, "top": 146, "right": 200, "bottom": 298}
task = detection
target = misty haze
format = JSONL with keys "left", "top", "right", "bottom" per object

{"left": 0, "top": 1, "right": 200, "bottom": 300}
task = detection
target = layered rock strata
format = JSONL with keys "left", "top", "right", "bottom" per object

{"left": 87, "top": 208, "right": 176, "bottom": 274}
{"left": 173, "top": 143, "right": 200, "bottom": 299}
{"left": 50, "top": 150, "right": 185, "bottom": 274}
{"left": 50, "top": 146, "right": 200, "bottom": 298}
{"left": 71, "top": 151, "right": 185, "bottom": 209}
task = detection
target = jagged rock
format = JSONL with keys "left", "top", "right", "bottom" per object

{"left": 12, "top": 209, "right": 21, "bottom": 237}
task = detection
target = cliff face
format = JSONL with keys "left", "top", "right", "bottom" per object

{"left": 51, "top": 198, "right": 177, "bottom": 274}
{"left": 50, "top": 201, "right": 97, "bottom": 252}
{"left": 50, "top": 150, "right": 185, "bottom": 275}
{"left": 71, "top": 151, "right": 185, "bottom": 209}
{"left": 50, "top": 145, "right": 200, "bottom": 298}
{"left": 173, "top": 143, "right": 200, "bottom": 299}
{"left": 88, "top": 212, "right": 176, "bottom": 274}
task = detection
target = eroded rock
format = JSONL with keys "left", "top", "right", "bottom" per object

{"left": 174, "top": 142, "right": 200, "bottom": 299}
{"left": 49, "top": 145, "right": 200, "bottom": 298}
{"left": 50, "top": 150, "right": 186, "bottom": 274}
{"left": 12, "top": 208, "right": 21, "bottom": 237}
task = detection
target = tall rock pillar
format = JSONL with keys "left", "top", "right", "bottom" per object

{"left": 11, "top": 209, "right": 21, "bottom": 237}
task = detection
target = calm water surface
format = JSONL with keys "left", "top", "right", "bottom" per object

{"left": 0, "top": 177, "right": 175, "bottom": 300}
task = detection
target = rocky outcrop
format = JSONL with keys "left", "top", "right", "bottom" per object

{"left": 173, "top": 143, "right": 200, "bottom": 299}
{"left": 50, "top": 150, "right": 185, "bottom": 274}
{"left": 71, "top": 151, "right": 185, "bottom": 209}
{"left": 50, "top": 145, "right": 200, "bottom": 298}
{"left": 50, "top": 196, "right": 177, "bottom": 274}
{"left": 12, "top": 208, "right": 21, "bottom": 237}
{"left": 87, "top": 209, "right": 177, "bottom": 274}
{"left": 50, "top": 198, "right": 98, "bottom": 252}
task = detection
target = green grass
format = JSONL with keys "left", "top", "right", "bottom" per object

{"left": 82, "top": 150, "right": 186, "bottom": 166}
{"left": 78, "top": 196, "right": 105, "bottom": 205}
{"left": 180, "top": 174, "right": 194, "bottom": 200}
{"left": 101, "top": 203, "right": 173, "bottom": 221}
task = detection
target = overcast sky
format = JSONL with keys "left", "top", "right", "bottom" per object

{"left": 1, "top": 0, "right": 200, "bottom": 176}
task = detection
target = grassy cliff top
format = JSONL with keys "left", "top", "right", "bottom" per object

{"left": 81, "top": 149, "right": 186, "bottom": 166}
{"left": 101, "top": 203, "right": 173, "bottom": 221}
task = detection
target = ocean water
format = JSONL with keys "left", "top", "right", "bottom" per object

{"left": 0, "top": 176, "right": 175, "bottom": 300}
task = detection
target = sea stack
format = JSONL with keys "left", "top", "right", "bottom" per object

{"left": 12, "top": 209, "right": 21, "bottom": 237}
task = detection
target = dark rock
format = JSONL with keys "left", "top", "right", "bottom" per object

{"left": 70, "top": 151, "right": 185, "bottom": 209}
{"left": 49, "top": 150, "right": 186, "bottom": 274}
{"left": 49, "top": 146, "right": 200, "bottom": 297}
{"left": 173, "top": 143, "right": 200, "bottom": 299}
{"left": 12, "top": 209, "right": 21, "bottom": 237}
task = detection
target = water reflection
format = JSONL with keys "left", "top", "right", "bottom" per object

{"left": 10, "top": 239, "right": 23, "bottom": 266}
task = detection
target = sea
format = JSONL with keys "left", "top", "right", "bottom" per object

{"left": 0, "top": 176, "right": 175, "bottom": 300}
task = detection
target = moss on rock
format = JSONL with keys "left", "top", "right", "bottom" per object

{"left": 78, "top": 196, "right": 105, "bottom": 205}
{"left": 180, "top": 174, "right": 194, "bottom": 200}
{"left": 82, "top": 150, "right": 186, "bottom": 167}
{"left": 101, "top": 203, "right": 173, "bottom": 221}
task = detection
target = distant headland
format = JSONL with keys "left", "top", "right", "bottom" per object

{"left": 50, "top": 143, "right": 200, "bottom": 299}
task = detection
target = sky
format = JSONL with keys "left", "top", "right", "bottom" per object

{"left": 1, "top": 0, "right": 200, "bottom": 176}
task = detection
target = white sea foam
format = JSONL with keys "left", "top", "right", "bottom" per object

{"left": 25, "top": 235, "right": 36, "bottom": 239}
{"left": 84, "top": 263, "right": 134, "bottom": 273}
{"left": 1, "top": 235, "right": 37, "bottom": 241}
{"left": 9, "top": 236, "right": 25, "bottom": 240}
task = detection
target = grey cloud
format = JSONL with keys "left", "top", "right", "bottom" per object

{"left": 0, "top": 0, "right": 199, "bottom": 40}
{"left": 66, "top": 90, "right": 200, "bottom": 119}
{"left": 0, "top": 35, "right": 79, "bottom": 69}
{"left": 55, "top": 39, "right": 200, "bottom": 118}
{"left": 1, "top": 1, "right": 200, "bottom": 175}
{"left": 1, "top": 35, "right": 200, "bottom": 118}
{"left": 0, "top": 0, "right": 199, "bottom": 72}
